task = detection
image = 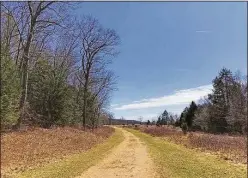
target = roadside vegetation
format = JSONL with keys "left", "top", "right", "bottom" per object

{"left": 136, "top": 125, "right": 246, "bottom": 164}
{"left": 2, "top": 127, "right": 123, "bottom": 178}
{"left": 127, "top": 128, "right": 247, "bottom": 178}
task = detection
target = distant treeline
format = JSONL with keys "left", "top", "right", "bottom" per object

{"left": 149, "top": 68, "right": 247, "bottom": 134}
{"left": 108, "top": 119, "right": 142, "bottom": 125}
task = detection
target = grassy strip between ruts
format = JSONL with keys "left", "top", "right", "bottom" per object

{"left": 16, "top": 127, "right": 124, "bottom": 178}
{"left": 125, "top": 128, "right": 247, "bottom": 178}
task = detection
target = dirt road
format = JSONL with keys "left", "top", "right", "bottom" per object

{"left": 77, "top": 127, "right": 157, "bottom": 178}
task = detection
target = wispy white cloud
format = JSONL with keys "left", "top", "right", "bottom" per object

{"left": 196, "top": 30, "right": 211, "bottom": 33}
{"left": 110, "top": 104, "right": 119, "bottom": 107}
{"left": 114, "top": 84, "right": 213, "bottom": 111}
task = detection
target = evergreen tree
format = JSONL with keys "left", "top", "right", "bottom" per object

{"left": 156, "top": 116, "right": 161, "bottom": 126}
{"left": 1, "top": 55, "right": 21, "bottom": 129}
{"left": 28, "top": 60, "right": 68, "bottom": 128}
{"left": 179, "top": 112, "right": 184, "bottom": 127}
{"left": 185, "top": 101, "right": 198, "bottom": 128}
{"left": 161, "top": 109, "right": 169, "bottom": 125}
{"left": 209, "top": 68, "right": 234, "bottom": 133}
{"left": 180, "top": 107, "right": 188, "bottom": 128}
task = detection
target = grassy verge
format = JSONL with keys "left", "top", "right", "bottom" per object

{"left": 137, "top": 125, "right": 246, "bottom": 164}
{"left": 16, "top": 127, "right": 124, "bottom": 178}
{"left": 126, "top": 128, "right": 247, "bottom": 178}
{"left": 2, "top": 126, "right": 114, "bottom": 176}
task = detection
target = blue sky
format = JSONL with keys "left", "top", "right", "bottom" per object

{"left": 74, "top": 2, "right": 247, "bottom": 121}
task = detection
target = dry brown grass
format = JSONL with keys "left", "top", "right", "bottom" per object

{"left": 136, "top": 125, "right": 247, "bottom": 164}
{"left": 1, "top": 126, "right": 114, "bottom": 176}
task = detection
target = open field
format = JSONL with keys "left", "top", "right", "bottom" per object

{"left": 126, "top": 128, "right": 247, "bottom": 178}
{"left": 134, "top": 125, "right": 247, "bottom": 164}
{"left": 1, "top": 126, "right": 117, "bottom": 177}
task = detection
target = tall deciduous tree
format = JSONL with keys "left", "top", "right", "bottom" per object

{"left": 226, "top": 71, "right": 247, "bottom": 133}
{"left": 77, "top": 16, "right": 120, "bottom": 129}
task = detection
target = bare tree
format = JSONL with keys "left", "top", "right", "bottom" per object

{"left": 76, "top": 16, "right": 120, "bottom": 129}
{"left": 226, "top": 72, "right": 247, "bottom": 133}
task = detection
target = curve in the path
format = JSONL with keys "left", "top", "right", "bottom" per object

{"left": 77, "top": 127, "right": 157, "bottom": 178}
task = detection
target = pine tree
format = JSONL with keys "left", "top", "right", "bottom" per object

{"left": 185, "top": 101, "right": 198, "bottom": 128}
{"left": 28, "top": 60, "right": 68, "bottom": 128}
{"left": 180, "top": 107, "right": 188, "bottom": 128}
{"left": 209, "top": 68, "right": 234, "bottom": 133}
{"left": 156, "top": 116, "right": 161, "bottom": 126}
{"left": 161, "top": 109, "right": 169, "bottom": 125}
{"left": 1, "top": 55, "right": 21, "bottom": 129}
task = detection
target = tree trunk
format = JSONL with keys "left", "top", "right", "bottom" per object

{"left": 17, "top": 21, "right": 34, "bottom": 129}
{"left": 17, "top": 51, "right": 29, "bottom": 128}
{"left": 83, "top": 85, "right": 88, "bottom": 130}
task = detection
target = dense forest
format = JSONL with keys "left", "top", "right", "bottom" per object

{"left": 1, "top": 2, "right": 117, "bottom": 131}
{"left": 152, "top": 68, "right": 247, "bottom": 134}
